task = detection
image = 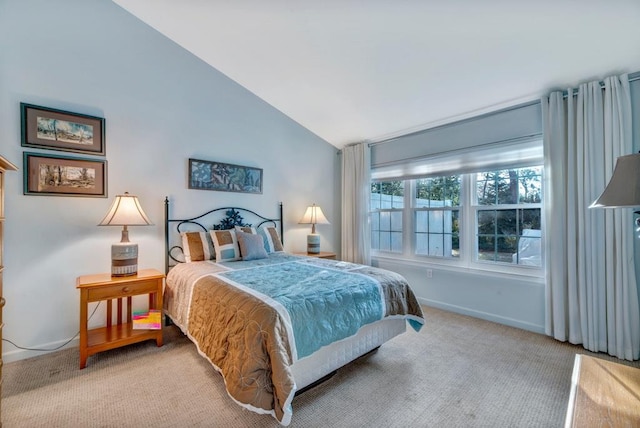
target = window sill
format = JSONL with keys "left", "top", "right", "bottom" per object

{"left": 371, "top": 253, "right": 545, "bottom": 282}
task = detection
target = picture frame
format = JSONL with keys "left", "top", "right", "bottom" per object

{"left": 189, "top": 158, "right": 263, "bottom": 194}
{"left": 21, "top": 103, "right": 106, "bottom": 155}
{"left": 23, "top": 152, "right": 107, "bottom": 197}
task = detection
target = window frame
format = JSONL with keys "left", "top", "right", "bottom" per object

{"left": 371, "top": 167, "right": 544, "bottom": 278}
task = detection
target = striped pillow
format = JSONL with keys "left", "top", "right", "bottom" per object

{"left": 181, "top": 231, "right": 214, "bottom": 263}
{"left": 210, "top": 229, "right": 241, "bottom": 262}
{"left": 258, "top": 226, "right": 283, "bottom": 253}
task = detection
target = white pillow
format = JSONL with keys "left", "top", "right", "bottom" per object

{"left": 209, "top": 229, "right": 241, "bottom": 262}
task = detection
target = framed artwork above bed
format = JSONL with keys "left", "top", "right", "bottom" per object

{"left": 188, "top": 158, "right": 262, "bottom": 194}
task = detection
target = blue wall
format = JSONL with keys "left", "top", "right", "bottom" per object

{"left": 0, "top": 0, "right": 339, "bottom": 362}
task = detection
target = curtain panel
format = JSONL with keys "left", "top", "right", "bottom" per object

{"left": 341, "top": 142, "right": 371, "bottom": 265}
{"left": 542, "top": 73, "right": 640, "bottom": 360}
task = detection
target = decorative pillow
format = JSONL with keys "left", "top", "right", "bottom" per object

{"left": 236, "top": 230, "right": 268, "bottom": 261}
{"left": 181, "top": 231, "right": 214, "bottom": 263}
{"left": 209, "top": 229, "right": 241, "bottom": 262}
{"left": 258, "top": 225, "right": 284, "bottom": 253}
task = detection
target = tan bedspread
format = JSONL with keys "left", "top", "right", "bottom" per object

{"left": 165, "top": 256, "right": 424, "bottom": 425}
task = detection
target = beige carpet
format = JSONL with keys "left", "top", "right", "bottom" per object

{"left": 4, "top": 306, "right": 639, "bottom": 427}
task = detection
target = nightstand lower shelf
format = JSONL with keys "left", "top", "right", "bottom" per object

{"left": 86, "top": 323, "right": 161, "bottom": 350}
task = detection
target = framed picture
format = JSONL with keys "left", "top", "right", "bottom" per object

{"left": 189, "top": 158, "right": 263, "bottom": 194}
{"left": 21, "top": 103, "right": 105, "bottom": 155}
{"left": 23, "top": 152, "right": 107, "bottom": 197}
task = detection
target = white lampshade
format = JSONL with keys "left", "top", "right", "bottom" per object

{"left": 99, "top": 192, "right": 153, "bottom": 226}
{"left": 99, "top": 192, "right": 152, "bottom": 277}
{"left": 298, "top": 204, "right": 330, "bottom": 254}
{"left": 590, "top": 153, "right": 640, "bottom": 208}
{"left": 298, "top": 204, "right": 330, "bottom": 227}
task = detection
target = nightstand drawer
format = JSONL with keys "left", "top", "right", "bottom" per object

{"left": 87, "top": 279, "right": 159, "bottom": 301}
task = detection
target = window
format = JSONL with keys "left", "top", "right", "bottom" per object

{"left": 370, "top": 165, "right": 543, "bottom": 274}
{"left": 474, "top": 167, "right": 542, "bottom": 266}
{"left": 370, "top": 181, "right": 404, "bottom": 253}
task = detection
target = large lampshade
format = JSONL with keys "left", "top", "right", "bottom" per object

{"left": 590, "top": 153, "right": 640, "bottom": 209}
{"left": 99, "top": 192, "right": 152, "bottom": 276}
{"left": 298, "top": 204, "right": 330, "bottom": 254}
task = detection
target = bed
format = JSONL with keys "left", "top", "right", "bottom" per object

{"left": 163, "top": 198, "right": 424, "bottom": 425}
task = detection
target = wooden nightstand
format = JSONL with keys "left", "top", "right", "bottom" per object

{"left": 293, "top": 251, "right": 337, "bottom": 260}
{"left": 76, "top": 268, "right": 164, "bottom": 369}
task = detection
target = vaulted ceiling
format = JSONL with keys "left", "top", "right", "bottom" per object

{"left": 113, "top": 0, "right": 640, "bottom": 149}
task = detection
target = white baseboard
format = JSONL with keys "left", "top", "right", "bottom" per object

{"left": 3, "top": 337, "right": 79, "bottom": 364}
{"left": 419, "top": 297, "right": 546, "bottom": 335}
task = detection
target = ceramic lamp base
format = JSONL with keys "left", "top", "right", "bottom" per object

{"left": 307, "top": 233, "right": 321, "bottom": 254}
{"left": 111, "top": 242, "right": 138, "bottom": 277}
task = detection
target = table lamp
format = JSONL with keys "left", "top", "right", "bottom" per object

{"left": 98, "top": 192, "right": 152, "bottom": 276}
{"left": 298, "top": 204, "right": 330, "bottom": 254}
{"left": 590, "top": 153, "right": 640, "bottom": 231}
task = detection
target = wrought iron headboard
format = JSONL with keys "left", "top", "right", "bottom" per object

{"left": 164, "top": 197, "right": 283, "bottom": 273}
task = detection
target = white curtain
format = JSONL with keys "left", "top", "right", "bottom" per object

{"left": 542, "top": 73, "right": 640, "bottom": 360}
{"left": 341, "top": 142, "right": 371, "bottom": 264}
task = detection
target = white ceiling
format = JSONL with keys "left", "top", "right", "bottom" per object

{"left": 113, "top": 0, "right": 640, "bottom": 149}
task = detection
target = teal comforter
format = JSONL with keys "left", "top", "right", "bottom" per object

{"left": 219, "top": 254, "right": 423, "bottom": 360}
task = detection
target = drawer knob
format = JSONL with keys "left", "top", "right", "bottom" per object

{"left": 122, "top": 286, "right": 130, "bottom": 293}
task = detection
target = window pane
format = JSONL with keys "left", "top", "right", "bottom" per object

{"left": 379, "top": 234, "right": 391, "bottom": 251}
{"left": 477, "top": 235, "right": 496, "bottom": 261}
{"left": 518, "top": 167, "right": 542, "bottom": 203}
{"left": 477, "top": 167, "right": 543, "bottom": 206}
{"left": 391, "top": 232, "right": 403, "bottom": 252}
{"left": 496, "top": 236, "right": 517, "bottom": 262}
{"left": 427, "top": 233, "right": 444, "bottom": 256}
{"left": 370, "top": 211, "right": 380, "bottom": 231}
{"left": 476, "top": 173, "right": 496, "bottom": 205}
{"left": 428, "top": 210, "right": 444, "bottom": 232}
{"left": 476, "top": 208, "right": 542, "bottom": 266}
{"left": 477, "top": 210, "right": 496, "bottom": 235}
{"left": 416, "top": 211, "right": 428, "bottom": 233}
{"left": 415, "top": 180, "right": 430, "bottom": 207}
{"left": 451, "top": 210, "right": 460, "bottom": 257}
{"left": 519, "top": 208, "right": 541, "bottom": 231}
{"left": 514, "top": 229, "right": 541, "bottom": 266}
{"left": 380, "top": 211, "right": 390, "bottom": 230}
{"left": 371, "top": 181, "right": 404, "bottom": 209}
{"left": 370, "top": 208, "right": 403, "bottom": 254}
{"left": 495, "top": 170, "right": 516, "bottom": 204}
{"left": 390, "top": 211, "right": 403, "bottom": 231}
{"left": 415, "top": 176, "right": 460, "bottom": 207}
{"left": 414, "top": 209, "right": 459, "bottom": 258}
{"left": 371, "top": 229, "right": 380, "bottom": 250}
{"left": 496, "top": 209, "right": 517, "bottom": 235}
